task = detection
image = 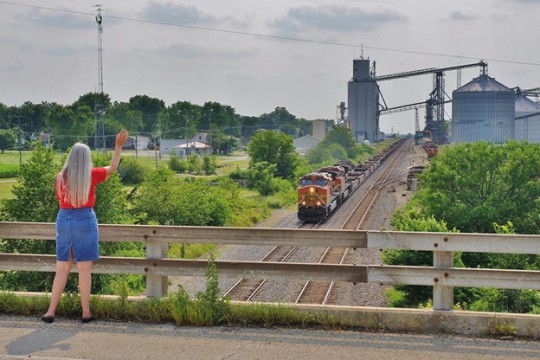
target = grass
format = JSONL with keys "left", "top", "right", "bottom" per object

{"left": 0, "top": 150, "right": 34, "bottom": 164}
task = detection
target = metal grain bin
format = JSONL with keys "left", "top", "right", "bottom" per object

{"left": 515, "top": 95, "right": 540, "bottom": 143}
{"left": 451, "top": 74, "right": 515, "bottom": 143}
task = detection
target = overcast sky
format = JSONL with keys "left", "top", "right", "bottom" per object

{"left": 1, "top": 0, "right": 539, "bottom": 134}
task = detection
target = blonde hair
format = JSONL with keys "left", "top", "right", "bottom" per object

{"left": 57, "top": 142, "right": 92, "bottom": 207}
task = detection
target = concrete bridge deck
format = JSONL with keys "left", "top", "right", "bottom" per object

{"left": 1, "top": 315, "right": 539, "bottom": 360}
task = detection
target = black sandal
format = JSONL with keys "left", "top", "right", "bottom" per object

{"left": 41, "top": 315, "right": 55, "bottom": 324}
{"left": 81, "top": 316, "right": 93, "bottom": 323}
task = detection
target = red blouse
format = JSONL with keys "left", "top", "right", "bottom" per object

{"left": 56, "top": 167, "right": 107, "bottom": 209}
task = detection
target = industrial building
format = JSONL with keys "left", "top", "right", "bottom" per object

{"left": 451, "top": 74, "right": 515, "bottom": 143}
{"left": 515, "top": 91, "right": 540, "bottom": 143}
{"left": 346, "top": 58, "right": 487, "bottom": 144}
{"left": 345, "top": 57, "right": 539, "bottom": 144}
{"left": 347, "top": 59, "right": 380, "bottom": 143}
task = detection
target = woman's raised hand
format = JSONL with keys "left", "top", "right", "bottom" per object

{"left": 115, "top": 129, "right": 129, "bottom": 147}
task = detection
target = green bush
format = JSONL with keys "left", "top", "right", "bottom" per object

{"left": 168, "top": 152, "right": 188, "bottom": 173}
{"left": 187, "top": 154, "right": 202, "bottom": 174}
{"left": 118, "top": 157, "right": 147, "bottom": 184}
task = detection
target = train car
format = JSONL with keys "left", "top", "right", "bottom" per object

{"left": 297, "top": 138, "right": 407, "bottom": 222}
{"left": 297, "top": 170, "right": 342, "bottom": 222}
{"left": 421, "top": 138, "right": 438, "bottom": 159}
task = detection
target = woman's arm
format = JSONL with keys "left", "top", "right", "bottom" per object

{"left": 105, "top": 129, "right": 129, "bottom": 179}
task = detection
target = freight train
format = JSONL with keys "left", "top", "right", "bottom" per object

{"left": 421, "top": 138, "right": 438, "bottom": 159}
{"left": 297, "top": 139, "right": 405, "bottom": 222}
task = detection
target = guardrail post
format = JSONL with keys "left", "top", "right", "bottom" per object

{"left": 433, "top": 250, "right": 453, "bottom": 310}
{"left": 146, "top": 242, "right": 168, "bottom": 298}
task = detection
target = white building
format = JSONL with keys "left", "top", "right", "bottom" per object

{"left": 161, "top": 133, "right": 213, "bottom": 156}
{"left": 293, "top": 135, "right": 322, "bottom": 156}
{"left": 173, "top": 141, "right": 212, "bottom": 157}
{"left": 124, "top": 136, "right": 150, "bottom": 150}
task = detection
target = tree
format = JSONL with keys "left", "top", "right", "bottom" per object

{"left": 73, "top": 92, "right": 112, "bottom": 112}
{"left": 187, "top": 154, "right": 202, "bottom": 174}
{"left": 259, "top": 107, "right": 298, "bottom": 136}
{"left": 322, "top": 127, "right": 361, "bottom": 158}
{"left": 129, "top": 95, "right": 165, "bottom": 134}
{"left": 247, "top": 130, "right": 300, "bottom": 181}
{"left": 1, "top": 143, "right": 59, "bottom": 223}
{"left": 200, "top": 102, "right": 238, "bottom": 134}
{"left": 108, "top": 101, "right": 143, "bottom": 134}
{"left": 382, "top": 208, "right": 459, "bottom": 307}
{"left": 202, "top": 155, "right": 218, "bottom": 175}
{"left": 18, "top": 101, "right": 49, "bottom": 135}
{"left": 132, "top": 169, "right": 232, "bottom": 226}
{"left": 165, "top": 101, "right": 201, "bottom": 139}
{"left": 414, "top": 141, "right": 540, "bottom": 235}
{"left": 248, "top": 161, "right": 279, "bottom": 196}
{"left": 387, "top": 141, "right": 540, "bottom": 311}
{"left": 0, "top": 143, "right": 60, "bottom": 291}
{"left": 92, "top": 154, "right": 134, "bottom": 224}
{"left": 0, "top": 129, "right": 16, "bottom": 153}
{"left": 46, "top": 104, "right": 94, "bottom": 150}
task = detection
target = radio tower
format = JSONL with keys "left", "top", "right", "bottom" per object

{"left": 94, "top": 5, "right": 105, "bottom": 150}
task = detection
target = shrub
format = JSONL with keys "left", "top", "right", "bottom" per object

{"left": 118, "top": 157, "right": 147, "bottom": 184}
{"left": 168, "top": 152, "right": 187, "bottom": 173}
{"left": 187, "top": 154, "right": 202, "bottom": 174}
{"left": 202, "top": 155, "right": 218, "bottom": 175}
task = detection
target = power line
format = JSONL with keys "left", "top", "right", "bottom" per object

{"left": 1, "top": 0, "right": 540, "bottom": 67}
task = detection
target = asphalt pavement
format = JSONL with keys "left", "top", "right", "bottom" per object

{"left": 1, "top": 315, "right": 539, "bottom": 360}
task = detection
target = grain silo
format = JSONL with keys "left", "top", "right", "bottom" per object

{"left": 348, "top": 58, "right": 380, "bottom": 142}
{"left": 451, "top": 74, "right": 515, "bottom": 143}
{"left": 515, "top": 95, "right": 540, "bottom": 143}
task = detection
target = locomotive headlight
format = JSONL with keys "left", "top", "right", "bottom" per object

{"left": 302, "top": 201, "right": 306, "bottom": 205}
{"left": 316, "top": 201, "right": 321, "bottom": 206}
{"left": 309, "top": 187, "right": 315, "bottom": 193}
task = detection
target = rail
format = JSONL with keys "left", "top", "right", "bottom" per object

{"left": 1, "top": 222, "right": 540, "bottom": 311}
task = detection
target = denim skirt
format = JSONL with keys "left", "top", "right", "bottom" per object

{"left": 56, "top": 207, "right": 100, "bottom": 262}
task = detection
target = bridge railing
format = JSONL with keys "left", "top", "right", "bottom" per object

{"left": 1, "top": 221, "right": 539, "bottom": 311}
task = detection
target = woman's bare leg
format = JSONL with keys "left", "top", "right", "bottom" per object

{"left": 44, "top": 260, "right": 74, "bottom": 317}
{"left": 76, "top": 261, "right": 93, "bottom": 318}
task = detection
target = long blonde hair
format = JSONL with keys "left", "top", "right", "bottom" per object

{"left": 57, "top": 142, "right": 92, "bottom": 207}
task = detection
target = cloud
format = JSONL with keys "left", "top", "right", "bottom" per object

{"left": 23, "top": 8, "right": 96, "bottom": 30}
{"left": 156, "top": 42, "right": 259, "bottom": 59}
{"left": 511, "top": 0, "right": 540, "bottom": 3}
{"left": 448, "top": 10, "right": 477, "bottom": 21}
{"left": 270, "top": 4, "right": 406, "bottom": 34}
{"left": 141, "top": 2, "right": 218, "bottom": 25}
{"left": 44, "top": 45, "right": 92, "bottom": 57}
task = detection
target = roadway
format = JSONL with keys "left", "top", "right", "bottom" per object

{"left": 1, "top": 315, "right": 539, "bottom": 360}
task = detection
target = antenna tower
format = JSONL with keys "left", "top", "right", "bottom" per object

{"left": 94, "top": 5, "right": 105, "bottom": 150}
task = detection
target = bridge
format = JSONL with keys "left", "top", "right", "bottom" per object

{"left": 1, "top": 222, "right": 539, "bottom": 339}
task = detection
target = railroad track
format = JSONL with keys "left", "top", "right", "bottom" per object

{"left": 224, "top": 139, "right": 410, "bottom": 305}
{"left": 343, "top": 138, "right": 410, "bottom": 230}
{"left": 223, "top": 221, "right": 319, "bottom": 301}
{"left": 294, "top": 139, "right": 410, "bottom": 306}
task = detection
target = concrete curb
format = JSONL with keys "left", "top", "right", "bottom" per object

{"left": 271, "top": 303, "right": 540, "bottom": 338}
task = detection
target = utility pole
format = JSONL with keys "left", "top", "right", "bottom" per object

{"left": 94, "top": 5, "right": 105, "bottom": 151}
{"left": 185, "top": 115, "right": 189, "bottom": 159}
{"left": 17, "top": 115, "right": 22, "bottom": 164}
{"left": 158, "top": 116, "right": 162, "bottom": 160}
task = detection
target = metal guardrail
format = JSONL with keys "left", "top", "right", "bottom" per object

{"left": 1, "top": 222, "right": 540, "bottom": 311}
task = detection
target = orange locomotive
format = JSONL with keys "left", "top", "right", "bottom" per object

{"left": 297, "top": 166, "right": 348, "bottom": 222}
{"left": 297, "top": 138, "right": 407, "bottom": 222}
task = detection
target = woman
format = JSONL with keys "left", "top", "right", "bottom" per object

{"left": 42, "top": 129, "right": 129, "bottom": 323}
